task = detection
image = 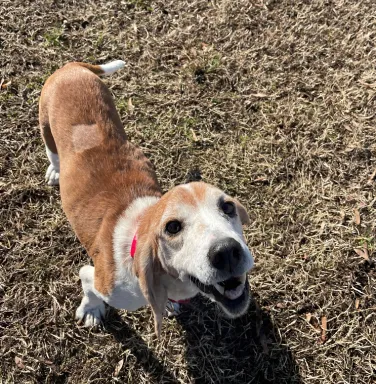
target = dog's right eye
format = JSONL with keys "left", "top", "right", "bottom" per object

{"left": 165, "top": 220, "right": 182, "bottom": 235}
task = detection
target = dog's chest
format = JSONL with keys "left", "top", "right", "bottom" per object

{"left": 163, "top": 275, "right": 199, "bottom": 302}
{"left": 105, "top": 270, "right": 148, "bottom": 311}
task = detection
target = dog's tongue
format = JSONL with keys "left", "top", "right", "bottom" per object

{"left": 224, "top": 283, "right": 244, "bottom": 300}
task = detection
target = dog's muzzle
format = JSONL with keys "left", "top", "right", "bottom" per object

{"left": 190, "top": 274, "right": 250, "bottom": 316}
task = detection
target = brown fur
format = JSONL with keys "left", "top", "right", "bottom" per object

{"left": 171, "top": 187, "right": 198, "bottom": 208}
{"left": 39, "top": 63, "right": 250, "bottom": 335}
{"left": 132, "top": 202, "right": 168, "bottom": 336}
{"left": 39, "top": 63, "right": 161, "bottom": 295}
{"left": 190, "top": 181, "right": 208, "bottom": 202}
{"left": 190, "top": 182, "right": 250, "bottom": 225}
{"left": 234, "top": 200, "right": 251, "bottom": 225}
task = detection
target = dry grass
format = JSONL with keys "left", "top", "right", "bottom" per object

{"left": 1, "top": 0, "right": 376, "bottom": 383}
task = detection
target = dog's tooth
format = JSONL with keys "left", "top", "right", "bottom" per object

{"left": 214, "top": 283, "right": 225, "bottom": 295}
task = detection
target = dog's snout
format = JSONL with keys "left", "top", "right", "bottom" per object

{"left": 208, "top": 238, "right": 242, "bottom": 272}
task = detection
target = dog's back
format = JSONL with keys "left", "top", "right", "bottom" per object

{"left": 39, "top": 62, "right": 161, "bottom": 273}
{"left": 39, "top": 61, "right": 126, "bottom": 160}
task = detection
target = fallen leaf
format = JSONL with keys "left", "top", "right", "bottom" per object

{"left": 114, "top": 359, "right": 124, "bottom": 377}
{"left": 15, "top": 356, "right": 25, "bottom": 369}
{"left": 319, "top": 221, "right": 326, "bottom": 235}
{"left": 252, "top": 176, "right": 269, "bottom": 184}
{"left": 127, "top": 98, "right": 134, "bottom": 115}
{"left": 354, "top": 209, "right": 361, "bottom": 225}
{"left": 363, "top": 247, "right": 370, "bottom": 261}
{"left": 354, "top": 247, "right": 370, "bottom": 262}
{"left": 38, "top": 358, "right": 55, "bottom": 366}
{"left": 190, "top": 128, "right": 198, "bottom": 142}
{"left": 345, "top": 194, "right": 358, "bottom": 203}
{"left": 250, "top": 92, "right": 269, "bottom": 98}
{"left": 319, "top": 316, "right": 327, "bottom": 344}
{"left": 1, "top": 80, "right": 11, "bottom": 89}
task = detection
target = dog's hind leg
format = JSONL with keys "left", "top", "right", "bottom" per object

{"left": 39, "top": 102, "right": 60, "bottom": 186}
{"left": 75, "top": 265, "right": 106, "bottom": 327}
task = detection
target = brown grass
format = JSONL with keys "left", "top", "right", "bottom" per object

{"left": 1, "top": 0, "right": 376, "bottom": 383}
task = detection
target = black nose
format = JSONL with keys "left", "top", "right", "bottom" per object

{"left": 208, "top": 238, "right": 242, "bottom": 272}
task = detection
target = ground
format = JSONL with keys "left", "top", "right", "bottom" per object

{"left": 1, "top": 0, "right": 376, "bottom": 383}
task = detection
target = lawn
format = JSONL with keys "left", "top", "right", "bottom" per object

{"left": 1, "top": 0, "right": 375, "bottom": 383}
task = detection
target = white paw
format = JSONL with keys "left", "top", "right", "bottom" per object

{"left": 45, "top": 164, "right": 60, "bottom": 186}
{"left": 165, "top": 301, "right": 181, "bottom": 317}
{"left": 75, "top": 299, "right": 106, "bottom": 327}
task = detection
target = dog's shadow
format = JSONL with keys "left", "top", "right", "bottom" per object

{"left": 105, "top": 293, "right": 302, "bottom": 384}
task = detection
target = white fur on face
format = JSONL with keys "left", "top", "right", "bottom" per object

{"left": 159, "top": 184, "right": 254, "bottom": 285}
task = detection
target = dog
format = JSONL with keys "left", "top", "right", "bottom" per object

{"left": 39, "top": 60, "right": 254, "bottom": 336}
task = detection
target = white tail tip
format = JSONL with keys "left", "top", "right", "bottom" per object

{"left": 99, "top": 60, "right": 126, "bottom": 76}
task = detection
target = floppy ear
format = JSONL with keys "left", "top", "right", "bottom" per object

{"left": 133, "top": 235, "right": 168, "bottom": 338}
{"left": 234, "top": 199, "right": 251, "bottom": 226}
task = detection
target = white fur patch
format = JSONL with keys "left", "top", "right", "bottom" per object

{"left": 100, "top": 196, "right": 160, "bottom": 310}
{"left": 45, "top": 147, "right": 60, "bottom": 185}
{"left": 72, "top": 124, "right": 102, "bottom": 152}
{"left": 75, "top": 266, "right": 106, "bottom": 327}
{"left": 99, "top": 60, "right": 126, "bottom": 76}
{"left": 113, "top": 196, "right": 159, "bottom": 280}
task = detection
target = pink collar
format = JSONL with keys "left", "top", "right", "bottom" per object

{"left": 129, "top": 232, "right": 190, "bottom": 304}
{"left": 130, "top": 233, "right": 137, "bottom": 259}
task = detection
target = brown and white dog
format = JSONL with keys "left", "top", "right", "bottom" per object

{"left": 39, "top": 60, "right": 254, "bottom": 336}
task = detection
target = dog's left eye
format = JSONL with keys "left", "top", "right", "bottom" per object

{"left": 221, "top": 201, "right": 235, "bottom": 216}
{"left": 166, "top": 220, "right": 182, "bottom": 235}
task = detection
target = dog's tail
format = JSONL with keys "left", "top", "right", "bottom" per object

{"left": 72, "top": 60, "right": 125, "bottom": 76}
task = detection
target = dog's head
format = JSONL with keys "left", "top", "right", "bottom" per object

{"left": 133, "top": 182, "right": 254, "bottom": 336}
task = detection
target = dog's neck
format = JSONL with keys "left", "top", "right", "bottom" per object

{"left": 113, "top": 196, "right": 160, "bottom": 277}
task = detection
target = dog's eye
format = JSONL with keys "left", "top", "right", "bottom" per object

{"left": 165, "top": 220, "right": 182, "bottom": 235}
{"left": 221, "top": 201, "right": 235, "bottom": 216}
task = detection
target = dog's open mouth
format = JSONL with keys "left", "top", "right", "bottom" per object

{"left": 215, "top": 277, "right": 245, "bottom": 300}
{"left": 190, "top": 275, "right": 249, "bottom": 315}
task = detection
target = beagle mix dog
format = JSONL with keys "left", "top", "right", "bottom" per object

{"left": 39, "top": 60, "right": 254, "bottom": 336}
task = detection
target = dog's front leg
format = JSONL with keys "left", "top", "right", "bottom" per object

{"left": 165, "top": 301, "right": 181, "bottom": 317}
{"left": 75, "top": 265, "right": 106, "bottom": 327}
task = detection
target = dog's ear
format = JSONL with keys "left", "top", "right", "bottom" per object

{"left": 133, "top": 234, "right": 168, "bottom": 338}
{"left": 233, "top": 198, "right": 251, "bottom": 226}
